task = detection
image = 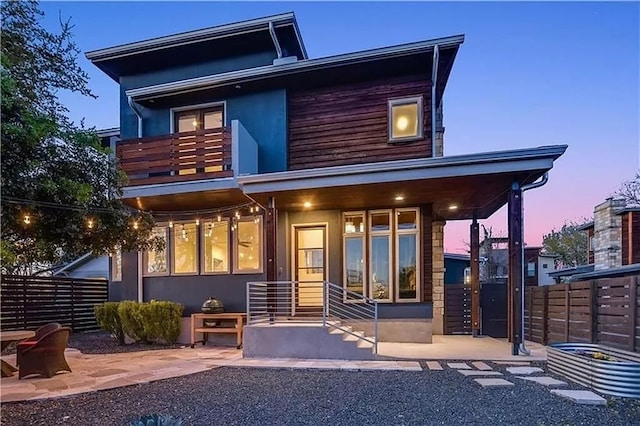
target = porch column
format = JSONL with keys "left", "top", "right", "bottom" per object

{"left": 432, "top": 221, "right": 446, "bottom": 334}
{"left": 470, "top": 218, "right": 480, "bottom": 337}
{"left": 508, "top": 182, "right": 523, "bottom": 355}
{"left": 265, "top": 197, "right": 277, "bottom": 281}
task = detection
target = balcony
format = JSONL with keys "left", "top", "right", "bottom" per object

{"left": 117, "top": 121, "right": 258, "bottom": 187}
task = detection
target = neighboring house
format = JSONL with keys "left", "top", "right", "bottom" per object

{"left": 444, "top": 253, "right": 470, "bottom": 285}
{"left": 53, "top": 253, "right": 109, "bottom": 280}
{"left": 550, "top": 198, "right": 640, "bottom": 283}
{"left": 86, "top": 12, "right": 565, "bottom": 341}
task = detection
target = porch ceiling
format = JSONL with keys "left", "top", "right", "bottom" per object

{"left": 245, "top": 170, "right": 545, "bottom": 220}
{"left": 123, "top": 187, "right": 251, "bottom": 212}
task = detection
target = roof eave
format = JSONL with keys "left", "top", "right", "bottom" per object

{"left": 126, "top": 34, "right": 465, "bottom": 101}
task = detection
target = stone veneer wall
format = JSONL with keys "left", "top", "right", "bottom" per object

{"left": 593, "top": 198, "right": 625, "bottom": 270}
{"left": 432, "top": 221, "right": 445, "bottom": 334}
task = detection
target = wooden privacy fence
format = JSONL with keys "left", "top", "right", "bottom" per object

{"left": 1, "top": 275, "right": 108, "bottom": 332}
{"left": 444, "top": 284, "right": 472, "bottom": 334}
{"left": 525, "top": 276, "right": 640, "bottom": 353}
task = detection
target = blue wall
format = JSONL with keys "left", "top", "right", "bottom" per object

{"left": 118, "top": 51, "right": 287, "bottom": 173}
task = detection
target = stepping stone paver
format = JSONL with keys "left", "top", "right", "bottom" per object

{"left": 506, "top": 366, "right": 544, "bottom": 375}
{"left": 516, "top": 376, "right": 567, "bottom": 387}
{"left": 472, "top": 361, "right": 492, "bottom": 371}
{"left": 459, "top": 370, "right": 502, "bottom": 377}
{"left": 474, "top": 378, "right": 514, "bottom": 387}
{"left": 448, "top": 362, "right": 471, "bottom": 369}
{"left": 426, "top": 361, "right": 443, "bottom": 371}
{"left": 550, "top": 390, "right": 606, "bottom": 405}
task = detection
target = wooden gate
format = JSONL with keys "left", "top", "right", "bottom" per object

{"left": 444, "top": 284, "right": 472, "bottom": 334}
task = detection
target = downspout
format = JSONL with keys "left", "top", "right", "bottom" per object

{"left": 519, "top": 172, "right": 549, "bottom": 355}
{"left": 127, "top": 96, "right": 143, "bottom": 138}
{"left": 269, "top": 21, "right": 283, "bottom": 59}
{"left": 431, "top": 44, "right": 440, "bottom": 158}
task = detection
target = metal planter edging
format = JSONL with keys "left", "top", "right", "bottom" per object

{"left": 548, "top": 343, "right": 640, "bottom": 398}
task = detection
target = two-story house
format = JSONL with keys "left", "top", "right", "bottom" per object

{"left": 87, "top": 12, "right": 566, "bottom": 348}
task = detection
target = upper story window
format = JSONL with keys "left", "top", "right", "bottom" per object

{"left": 174, "top": 106, "right": 224, "bottom": 133}
{"left": 388, "top": 96, "right": 423, "bottom": 143}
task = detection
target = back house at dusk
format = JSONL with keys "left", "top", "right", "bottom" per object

{"left": 86, "top": 12, "right": 567, "bottom": 355}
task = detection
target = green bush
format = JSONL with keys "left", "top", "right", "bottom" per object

{"left": 118, "top": 300, "right": 150, "bottom": 343}
{"left": 94, "top": 302, "right": 125, "bottom": 345}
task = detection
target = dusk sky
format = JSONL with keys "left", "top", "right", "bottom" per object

{"left": 40, "top": 1, "right": 639, "bottom": 254}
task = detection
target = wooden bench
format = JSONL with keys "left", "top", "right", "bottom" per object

{"left": 190, "top": 313, "right": 246, "bottom": 349}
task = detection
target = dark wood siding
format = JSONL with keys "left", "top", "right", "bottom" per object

{"left": 288, "top": 75, "right": 432, "bottom": 170}
{"left": 622, "top": 212, "right": 640, "bottom": 265}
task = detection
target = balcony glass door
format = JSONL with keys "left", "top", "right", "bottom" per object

{"left": 174, "top": 107, "right": 224, "bottom": 175}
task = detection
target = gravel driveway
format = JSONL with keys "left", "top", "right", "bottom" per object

{"left": 2, "top": 363, "right": 639, "bottom": 426}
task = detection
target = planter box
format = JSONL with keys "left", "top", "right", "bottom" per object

{"left": 548, "top": 343, "right": 640, "bottom": 398}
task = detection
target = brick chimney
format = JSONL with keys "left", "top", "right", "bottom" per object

{"left": 592, "top": 198, "right": 625, "bottom": 270}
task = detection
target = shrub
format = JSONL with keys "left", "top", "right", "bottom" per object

{"left": 118, "top": 300, "right": 150, "bottom": 343}
{"left": 94, "top": 302, "right": 125, "bottom": 345}
{"left": 146, "top": 300, "right": 184, "bottom": 344}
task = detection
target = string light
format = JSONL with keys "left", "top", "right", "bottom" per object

{"left": 235, "top": 211, "right": 240, "bottom": 219}
{"left": 169, "top": 220, "right": 174, "bottom": 228}
{"left": 207, "top": 223, "right": 213, "bottom": 237}
{"left": 133, "top": 220, "right": 139, "bottom": 230}
{"left": 23, "top": 214, "right": 31, "bottom": 225}
{"left": 87, "top": 218, "right": 94, "bottom": 229}
{"left": 181, "top": 224, "right": 187, "bottom": 240}
{"left": 217, "top": 215, "right": 221, "bottom": 222}
{"left": 195, "top": 218, "right": 200, "bottom": 226}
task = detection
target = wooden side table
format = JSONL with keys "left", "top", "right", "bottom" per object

{"left": 1, "top": 330, "right": 36, "bottom": 377}
{"left": 190, "top": 313, "right": 246, "bottom": 349}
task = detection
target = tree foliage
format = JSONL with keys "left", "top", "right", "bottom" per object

{"left": 542, "top": 220, "right": 589, "bottom": 268}
{"left": 615, "top": 172, "right": 640, "bottom": 207}
{"left": 1, "top": 1, "right": 160, "bottom": 274}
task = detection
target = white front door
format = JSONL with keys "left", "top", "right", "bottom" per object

{"left": 293, "top": 226, "right": 326, "bottom": 308}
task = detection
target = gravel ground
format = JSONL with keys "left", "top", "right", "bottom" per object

{"left": 2, "top": 363, "right": 639, "bottom": 426}
{"left": 1, "top": 331, "right": 183, "bottom": 356}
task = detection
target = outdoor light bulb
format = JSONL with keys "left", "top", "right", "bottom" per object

{"left": 23, "top": 214, "right": 31, "bottom": 225}
{"left": 303, "top": 202, "right": 311, "bottom": 208}
{"left": 395, "top": 195, "right": 404, "bottom": 201}
{"left": 169, "top": 220, "right": 174, "bottom": 228}
{"left": 87, "top": 219, "right": 94, "bottom": 229}
{"left": 133, "top": 221, "right": 139, "bottom": 230}
{"left": 195, "top": 218, "right": 200, "bottom": 226}
{"left": 192, "top": 120, "right": 197, "bottom": 127}
{"left": 397, "top": 116, "right": 409, "bottom": 131}
{"left": 449, "top": 205, "right": 458, "bottom": 211}
{"left": 235, "top": 211, "right": 240, "bottom": 219}
{"left": 217, "top": 215, "right": 222, "bottom": 222}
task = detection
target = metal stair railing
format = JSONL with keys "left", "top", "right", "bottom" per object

{"left": 246, "top": 281, "right": 379, "bottom": 354}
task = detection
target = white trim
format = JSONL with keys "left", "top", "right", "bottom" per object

{"left": 395, "top": 208, "right": 421, "bottom": 303}
{"left": 342, "top": 211, "right": 367, "bottom": 301}
{"left": 369, "top": 210, "right": 393, "bottom": 303}
{"left": 200, "top": 219, "right": 230, "bottom": 275}
{"left": 169, "top": 101, "right": 227, "bottom": 134}
{"left": 388, "top": 96, "right": 424, "bottom": 143}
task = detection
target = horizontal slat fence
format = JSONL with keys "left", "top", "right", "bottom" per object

{"left": 1, "top": 275, "right": 108, "bottom": 332}
{"left": 524, "top": 276, "right": 639, "bottom": 353}
{"left": 444, "top": 284, "right": 472, "bottom": 334}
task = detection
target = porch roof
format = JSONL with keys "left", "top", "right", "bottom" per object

{"left": 238, "top": 145, "right": 567, "bottom": 220}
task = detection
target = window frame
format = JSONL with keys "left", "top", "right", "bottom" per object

{"left": 342, "top": 211, "right": 367, "bottom": 301}
{"left": 170, "top": 221, "right": 200, "bottom": 276}
{"left": 200, "top": 218, "right": 230, "bottom": 275}
{"left": 143, "top": 226, "right": 170, "bottom": 277}
{"left": 169, "top": 101, "right": 227, "bottom": 134}
{"left": 387, "top": 96, "right": 424, "bottom": 143}
{"left": 395, "top": 208, "right": 421, "bottom": 303}
{"left": 233, "top": 216, "right": 264, "bottom": 274}
{"left": 368, "top": 209, "right": 393, "bottom": 303}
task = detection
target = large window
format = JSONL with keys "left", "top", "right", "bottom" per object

{"left": 202, "top": 220, "right": 229, "bottom": 273}
{"left": 343, "top": 208, "right": 421, "bottom": 303}
{"left": 144, "top": 227, "right": 168, "bottom": 276}
{"left": 388, "top": 96, "right": 423, "bottom": 143}
{"left": 234, "top": 217, "right": 263, "bottom": 273}
{"left": 173, "top": 104, "right": 225, "bottom": 175}
{"left": 173, "top": 223, "right": 198, "bottom": 274}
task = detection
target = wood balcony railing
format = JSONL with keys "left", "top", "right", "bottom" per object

{"left": 116, "top": 127, "right": 232, "bottom": 186}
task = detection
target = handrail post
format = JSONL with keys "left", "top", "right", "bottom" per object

{"left": 246, "top": 282, "right": 251, "bottom": 324}
{"left": 374, "top": 301, "right": 378, "bottom": 354}
{"left": 322, "top": 281, "right": 327, "bottom": 327}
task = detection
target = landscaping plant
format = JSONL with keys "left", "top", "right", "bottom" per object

{"left": 94, "top": 302, "right": 125, "bottom": 345}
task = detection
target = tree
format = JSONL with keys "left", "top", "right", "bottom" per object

{"left": 542, "top": 220, "right": 589, "bottom": 268}
{"left": 615, "top": 172, "right": 640, "bottom": 207}
{"left": 1, "top": 1, "right": 160, "bottom": 274}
